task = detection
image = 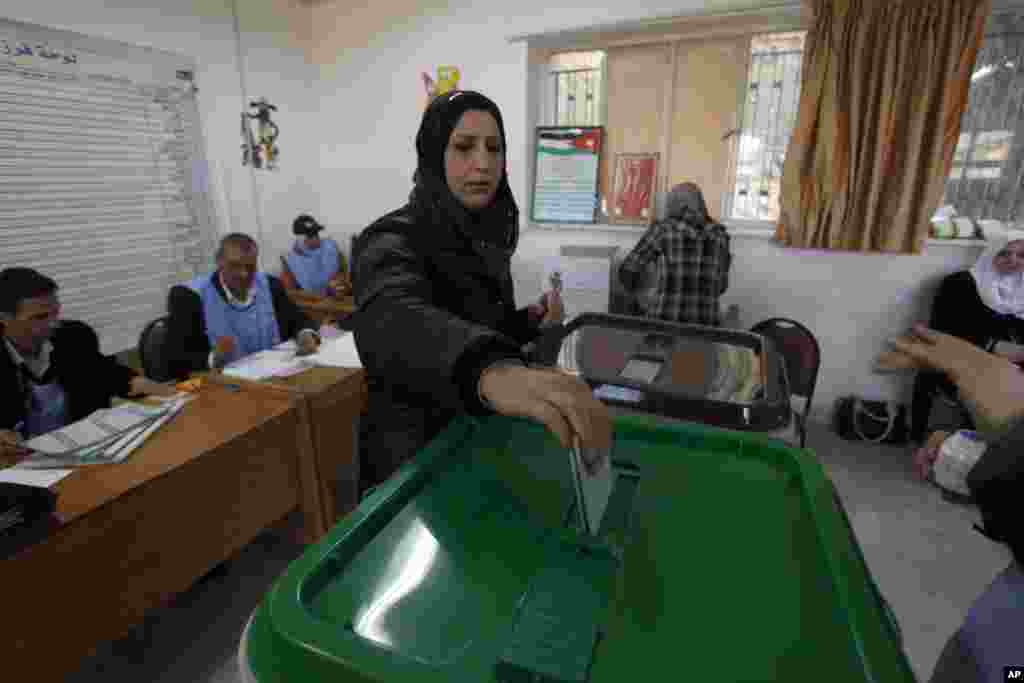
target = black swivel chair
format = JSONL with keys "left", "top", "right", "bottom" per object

{"left": 138, "top": 316, "right": 172, "bottom": 382}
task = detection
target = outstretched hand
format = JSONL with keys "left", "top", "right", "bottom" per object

{"left": 880, "top": 324, "right": 1024, "bottom": 438}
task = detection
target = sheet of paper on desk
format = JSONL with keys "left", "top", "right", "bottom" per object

{"left": 223, "top": 349, "right": 314, "bottom": 380}
{"left": 0, "top": 466, "right": 72, "bottom": 488}
{"left": 17, "top": 398, "right": 191, "bottom": 469}
{"left": 278, "top": 333, "right": 363, "bottom": 368}
{"left": 25, "top": 403, "right": 167, "bottom": 456}
{"left": 309, "top": 333, "right": 363, "bottom": 368}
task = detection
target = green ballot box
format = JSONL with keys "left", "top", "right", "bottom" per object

{"left": 242, "top": 412, "right": 913, "bottom": 683}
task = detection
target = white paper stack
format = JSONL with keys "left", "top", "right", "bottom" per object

{"left": 274, "top": 333, "right": 363, "bottom": 369}
{"left": 16, "top": 396, "right": 192, "bottom": 470}
{"left": 223, "top": 349, "right": 315, "bottom": 381}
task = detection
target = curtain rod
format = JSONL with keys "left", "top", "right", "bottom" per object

{"left": 507, "top": 2, "right": 803, "bottom": 44}
{"left": 509, "top": 0, "right": 1024, "bottom": 45}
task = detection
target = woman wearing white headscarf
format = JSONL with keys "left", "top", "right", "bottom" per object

{"left": 934, "top": 237, "right": 1024, "bottom": 357}
{"left": 910, "top": 237, "right": 1024, "bottom": 442}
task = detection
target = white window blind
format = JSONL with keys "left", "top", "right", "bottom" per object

{"left": 0, "top": 18, "right": 216, "bottom": 355}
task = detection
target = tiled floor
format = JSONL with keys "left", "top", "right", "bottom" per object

{"left": 66, "top": 421, "right": 1014, "bottom": 683}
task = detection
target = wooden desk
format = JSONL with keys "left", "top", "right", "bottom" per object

{"left": 1, "top": 382, "right": 309, "bottom": 682}
{"left": 288, "top": 292, "right": 355, "bottom": 326}
{"left": 258, "top": 366, "right": 367, "bottom": 527}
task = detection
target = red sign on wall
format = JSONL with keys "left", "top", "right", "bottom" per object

{"left": 610, "top": 153, "right": 658, "bottom": 224}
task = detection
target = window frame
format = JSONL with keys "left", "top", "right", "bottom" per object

{"left": 724, "top": 32, "right": 807, "bottom": 225}
{"left": 547, "top": 51, "right": 607, "bottom": 128}
{"left": 526, "top": 8, "right": 808, "bottom": 234}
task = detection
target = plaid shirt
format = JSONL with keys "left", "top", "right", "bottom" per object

{"left": 618, "top": 218, "right": 731, "bottom": 326}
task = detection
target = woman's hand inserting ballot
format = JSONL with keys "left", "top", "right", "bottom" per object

{"left": 479, "top": 364, "right": 613, "bottom": 463}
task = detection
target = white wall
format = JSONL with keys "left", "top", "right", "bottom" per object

{"left": 1, "top": 0, "right": 317, "bottom": 275}
{"left": 7, "top": 0, "right": 982, "bottom": 418}
{"left": 306, "top": 0, "right": 767, "bottom": 235}
{"left": 305, "top": 0, "right": 988, "bottom": 422}
{"left": 508, "top": 229, "right": 985, "bottom": 422}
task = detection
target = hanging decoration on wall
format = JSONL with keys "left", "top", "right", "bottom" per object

{"left": 241, "top": 97, "right": 280, "bottom": 170}
{"left": 420, "top": 66, "right": 461, "bottom": 110}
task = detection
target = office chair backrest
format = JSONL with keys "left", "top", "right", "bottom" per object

{"left": 750, "top": 317, "right": 821, "bottom": 410}
{"left": 138, "top": 316, "right": 172, "bottom": 383}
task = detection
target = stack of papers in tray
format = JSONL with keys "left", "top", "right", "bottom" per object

{"left": 16, "top": 396, "right": 192, "bottom": 470}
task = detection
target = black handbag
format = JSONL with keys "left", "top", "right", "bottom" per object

{"left": 834, "top": 397, "right": 909, "bottom": 445}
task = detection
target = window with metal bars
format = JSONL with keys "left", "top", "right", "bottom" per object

{"left": 944, "top": 10, "right": 1024, "bottom": 223}
{"left": 729, "top": 32, "right": 806, "bottom": 222}
{"left": 0, "top": 19, "right": 216, "bottom": 354}
{"left": 550, "top": 51, "right": 604, "bottom": 127}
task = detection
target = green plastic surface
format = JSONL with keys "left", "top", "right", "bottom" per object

{"left": 247, "top": 414, "right": 916, "bottom": 683}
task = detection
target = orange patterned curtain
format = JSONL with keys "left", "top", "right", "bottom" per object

{"left": 777, "top": 0, "right": 990, "bottom": 253}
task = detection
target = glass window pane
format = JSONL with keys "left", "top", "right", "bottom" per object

{"left": 730, "top": 31, "right": 807, "bottom": 221}
{"left": 944, "top": 10, "right": 1024, "bottom": 220}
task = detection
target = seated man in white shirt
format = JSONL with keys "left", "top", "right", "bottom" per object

{"left": 164, "top": 233, "right": 320, "bottom": 379}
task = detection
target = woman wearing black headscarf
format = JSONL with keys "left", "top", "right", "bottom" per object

{"left": 352, "top": 91, "right": 612, "bottom": 492}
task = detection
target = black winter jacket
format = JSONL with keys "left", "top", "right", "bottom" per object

{"left": 352, "top": 207, "right": 547, "bottom": 490}
{"left": 1, "top": 319, "right": 137, "bottom": 432}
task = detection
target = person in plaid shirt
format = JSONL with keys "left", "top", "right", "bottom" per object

{"left": 618, "top": 182, "right": 732, "bottom": 326}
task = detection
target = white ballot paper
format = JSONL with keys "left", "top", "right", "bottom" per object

{"left": 24, "top": 403, "right": 168, "bottom": 456}
{"left": 569, "top": 436, "right": 615, "bottom": 535}
{"left": 222, "top": 349, "right": 314, "bottom": 381}
{"left": 273, "top": 333, "right": 363, "bottom": 368}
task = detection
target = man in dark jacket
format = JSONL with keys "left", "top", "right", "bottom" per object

{"left": 164, "top": 232, "right": 321, "bottom": 380}
{"left": 1, "top": 268, "right": 171, "bottom": 458}
{"left": 354, "top": 90, "right": 610, "bottom": 493}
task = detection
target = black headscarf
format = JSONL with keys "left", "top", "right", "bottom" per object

{"left": 408, "top": 90, "right": 519, "bottom": 259}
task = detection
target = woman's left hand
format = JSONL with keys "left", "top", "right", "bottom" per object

{"left": 541, "top": 290, "right": 565, "bottom": 325}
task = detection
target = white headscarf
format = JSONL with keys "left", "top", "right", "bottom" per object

{"left": 969, "top": 236, "right": 1024, "bottom": 318}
